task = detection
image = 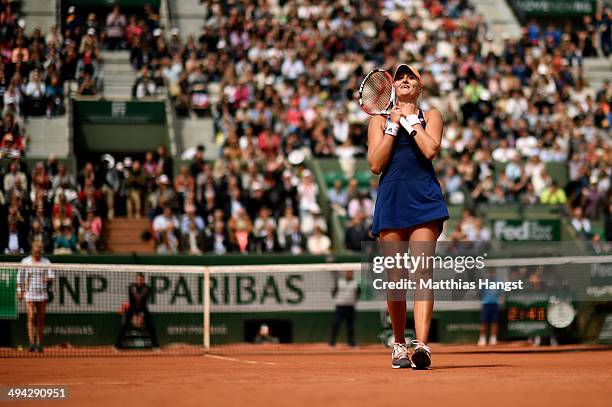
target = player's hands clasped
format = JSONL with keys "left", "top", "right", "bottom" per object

{"left": 389, "top": 104, "right": 402, "bottom": 124}
{"left": 401, "top": 103, "right": 418, "bottom": 116}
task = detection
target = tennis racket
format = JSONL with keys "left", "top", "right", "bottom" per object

{"left": 358, "top": 68, "right": 415, "bottom": 135}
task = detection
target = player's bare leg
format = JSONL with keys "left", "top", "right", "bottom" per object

{"left": 36, "top": 302, "right": 46, "bottom": 352}
{"left": 26, "top": 302, "right": 36, "bottom": 352}
{"left": 409, "top": 222, "right": 438, "bottom": 369}
{"left": 380, "top": 229, "right": 412, "bottom": 368}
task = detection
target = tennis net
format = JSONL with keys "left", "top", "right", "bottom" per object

{"left": 0, "top": 254, "right": 611, "bottom": 357}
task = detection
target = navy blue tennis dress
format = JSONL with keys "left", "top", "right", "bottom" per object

{"left": 371, "top": 110, "right": 449, "bottom": 236}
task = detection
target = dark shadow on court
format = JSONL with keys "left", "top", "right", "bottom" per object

{"left": 429, "top": 364, "right": 510, "bottom": 370}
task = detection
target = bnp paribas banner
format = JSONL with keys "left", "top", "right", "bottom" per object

{"left": 493, "top": 219, "right": 560, "bottom": 241}
{"left": 11, "top": 270, "right": 336, "bottom": 314}
{"left": 4, "top": 268, "right": 478, "bottom": 315}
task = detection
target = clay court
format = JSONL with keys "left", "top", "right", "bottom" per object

{"left": 3, "top": 344, "right": 612, "bottom": 407}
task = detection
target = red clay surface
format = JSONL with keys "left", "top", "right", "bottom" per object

{"left": 2, "top": 344, "right": 612, "bottom": 407}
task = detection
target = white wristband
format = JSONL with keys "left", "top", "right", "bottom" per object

{"left": 399, "top": 117, "right": 417, "bottom": 137}
{"left": 404, "top": 114, "right": 421, "bottom": 127}
{"left": 384, "top": 122, "right": 400, "bottom": 137}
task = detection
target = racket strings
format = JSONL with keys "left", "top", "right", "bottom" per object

{"left": 361, "top": 72, "right": 393, "bottom": 113}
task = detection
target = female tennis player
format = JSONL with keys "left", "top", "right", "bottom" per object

{"left": 16, "top": 242, "right": 53, "bottom": 353}
{"left": 368, "top": 64, "right": 449, "bottom": 369}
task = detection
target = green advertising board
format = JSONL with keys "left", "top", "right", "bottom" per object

{"left": 74, "top": 101, "right": 166, "bottom": 124}
{"left": 512, "top": 0, "right": 596, "bottom": 17}
{"left": 493, "top": 219, "right": 561, "bottom": 241}
{"left": 0, "top": 269, "right": 17, "bottom": 319}
{"left": 73, "top": 100, "right": 168, "bottom": 153}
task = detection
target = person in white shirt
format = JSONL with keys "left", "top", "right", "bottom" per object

{"left": 152, "top": 207, "right": 179, "bottom": 240}
{"left": 332, "top": 112, "right": 349, "bottom": 144}
{"left": 105, "top": 5, "right": 126, "bottom": 50}
{"left": 307, "top": 225, "right": 331, "bottom": 254}
{"left": 571, "top": 207, "right": 591, "bottom": 237}
{"left": 515, "top": 129, "right": 539, "bottom": 158}
{"left": 24, "top": 70, "right": 47, "bottom": 114}
{"left": 297, "top": 170, "right": 318, "bottom": 216}
{"left": 16, "top": 242, "right": 52, "bottom": 352}
{"left": 492, "top": 139, "right": 518, "bottom": 163}
{"left": 329, "top": 270, "right": 360, "bottom": 346}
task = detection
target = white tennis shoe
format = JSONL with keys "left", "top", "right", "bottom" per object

{"left": 411, "top": 340, "right": 431, "bottom": 369}
{"left": 391, "top": 342, "right": 411, "bottom": 369}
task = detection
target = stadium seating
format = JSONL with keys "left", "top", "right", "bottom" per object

{"left": 0, "top": 0, "right": 609, "bottom": 257}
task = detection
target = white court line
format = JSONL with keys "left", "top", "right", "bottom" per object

{"left": 204, "top": 354, "right": 277, "bottom": 365}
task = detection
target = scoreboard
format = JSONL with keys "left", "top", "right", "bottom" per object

{"left": 505, "top": 292, "right": 550, "bottom": 337}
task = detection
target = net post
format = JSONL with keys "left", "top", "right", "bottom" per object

{"left": 203, "top": 266, "right": 210, "bottom": 353}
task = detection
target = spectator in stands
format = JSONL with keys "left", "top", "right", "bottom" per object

{"left": 277, "top": 206, "right": 299, "bottom": 249}
{"left": 181, "top": 217, "right": 204, "bottom": 255}
{"left": 125, "top": 160, "right": 146, "bottom": 219}
{"left": 328, "top": 180, "right": 348, "bottom": 215}
{"left": 3, "top": 216, "right": 27, "bottom": 254}
{"left": 205, "top": 220, "right": 231, "bottom": 255}
{"left": 133, "top": 67, "right": 157, "bottom": 98}
{"left": 300, "top": 204, "right": 327, "bottom": 237}
{"left": 4, "top": 77, "right": 22, "bottom": 115}
{"left": 540, "top": 181, "right": 567, "bottom": 205}
{"left": 51, "top": 164, "right": 76, "bottom": 192}
{"left": 581, "top": 176, "right": 607, "bottom": 219}
{"left": 28, "top": 219, "right": 52, "bottom": 254}
{"left": 156, "top": 230, "right": 178, "bottom": 255}
{"left": 78, "top": 72, "right": 96, "bottom": 95}
{"left": 571, "top": 207, "right": 592, "bottom": 239}
{"left": 347, "top": 190, "right": 373, "bottom": 221}
{"left": 228, "top": 207, "right": 253, "bottom": 253}
{"left": 297, "top": 170, "right": 318, "bottom": 217}
{"left": 285, "top": 221, "right": 307, "bottom": 255}
{"left": 258, "top": 223, "right": 282, "bottom": 253}
{"left": 105, "top": 5, "right": 126, "bottom": 50}
{"left": 307, "top": 225, "right": 331, "bottom": 255}
{"left": 24, "top": 70, "right": 45, "bottom": 116}
{"left": 45, "top": 74, "right": 64, "bottom": 117}
{"left": 4, "top": 160, "right": 26, "bottom": 193}
{"left": 156, "top": 144, "right": 172, "bottom": 177}
{"left": 152, "top": 206, "right": 179, "bottom": 241}
{"left": 0, "top": 134, "right": 23, "bottom": 158}
{"left": 78, "top": 212, "right": 99, "bottom": 253}
{"left": 174, "top": 164, "right": 194, "bottom": 206}
{"left": 345, "top": 212, "right": 372, "bottom": 252}
{"left": 53, "top": 224, "right": 77, "bottom": 254}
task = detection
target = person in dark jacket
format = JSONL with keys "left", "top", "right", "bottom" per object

{"left": 116, "top": 272, "right": 159, "bottom": 349}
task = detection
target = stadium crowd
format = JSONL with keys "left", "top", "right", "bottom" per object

{"left": 0, "top": 0, "right": 610, "bottom": 256}
{"left": 126, "top": 0, "right": 609, "bottom": 248}
{"left": 0, "top": 1, "right": 105, "bottom": 255}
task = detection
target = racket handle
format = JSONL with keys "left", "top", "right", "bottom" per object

{"left": 399, "top": 117, "right": 417, "bottom": 137}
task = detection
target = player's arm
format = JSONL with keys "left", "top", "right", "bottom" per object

{"left": 407, "top": 107, "right": 443, "bottom": 160}
{"left": 367, "top": 107, "right": 401, "bottom": 174}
